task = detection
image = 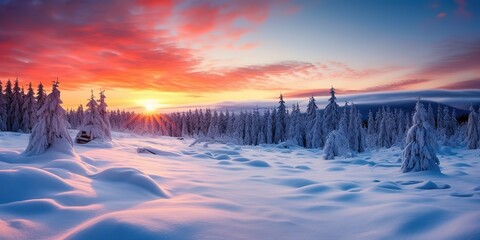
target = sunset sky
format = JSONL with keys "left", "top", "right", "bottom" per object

{"left": 1, "top": 0, "right": 479, "bottom": 112}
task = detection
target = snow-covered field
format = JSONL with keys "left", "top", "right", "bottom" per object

{"left": 0, "top": 131, "right": 479, "bottom": 240}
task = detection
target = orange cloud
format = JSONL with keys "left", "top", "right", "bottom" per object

{"left": 0, "top": 0, "right": 298, "bottom": 92}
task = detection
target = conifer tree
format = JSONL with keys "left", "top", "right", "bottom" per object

{"left": 20, "top": 82, "right": 37, "bottom": 133}
{"left": 37, "top": 82, "right": 46, "bottom": 112}
{"left": 323, "top": 87, "right": 340, "bottom": 135}
{"left": 467, "top": 106, "right": 479, "bottom": 149}
{"left": 275, "top": 94, "right": 287, "bottom": 143}
{"left": 0, "top": 81, "right": 7, "bottom": 131}
{"left": 427, "top": 103, "right": 435, "bottom": 128}
{"left": 4, "top": 80, "right": 13, "bottom": 130}
{"left": 367, "top": 110, "right": 375, "bottom": 135}
{"left": 311, "top": 110, "right": 325, "bottom": 148}
{"left": 98, "top": 90, "right": 112, "bottom": 140}
{"left": 24, "top": 80, "right": 73, "bottom": 155}
{"left": 78, "top": 91, "right": 108, "bottom": 142}
{"left": 10, "top": 79, "right": 23, "bottom": 132}
{"left": 401, "top": 100, "right": 440, "bottom": 173}
{"left": 305, "top": 96, "right": 318, "bottom": 148}
{"left": 436, "top": 105, "right": 443, "bottom": 131}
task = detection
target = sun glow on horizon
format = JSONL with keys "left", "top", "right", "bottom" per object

{"left": 138, "top": 99, "right": 164, "bottom": 113}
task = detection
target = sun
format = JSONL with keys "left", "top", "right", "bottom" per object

{"left": 138, "top": 99, "right": 160, "bottom": 113}
{"left": 144, "top": 102, "right": 157, "bottom": 112}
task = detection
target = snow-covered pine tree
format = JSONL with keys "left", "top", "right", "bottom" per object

{"left": 311, "top": 110, "right": 324, "bottom": 148}
{"left": 226, "top": 111, "right": 235, "bottom": 138}
{"left": 375, "top": 109, "right": 382, "bottom": 135}
{"left": 378, "top": 107, "right": 391, "bottom": 148}
{"left": 356, "top": 110, "right": 366, "bottom": 153}
{"left": 78, "top": 90, "right": 109, "bottom": 142}
{"left": 305, "top": 96, "right": 318, "bottom": 148}
{"left": 74, "top": 105, "right": 84, "bottom": 129}
{"left": 401, "top": 100, "right": 440, "bottom": 173}
{"left": 251, "top": 109, "right": 260, "bottom": 145}
{"left": 244, "top": 112, "right": 252, "bottom": 145}
{"left": 265, "top": 109, "right": 274, "bottom": 144}
{"left": 257, "top": 110, "right": 266, "bottom": 145}
{"left": 466, "top": 106, "right": 479, "bottom": 149}
{"left": 20, "top": 82, "right": 37, "bottom": 133}
{"left": 323, "top": 87, "right": 340, "bottom": 135}
{"left": 427, "top": 103, "right": 435, "bottom": 128}
{"left": 37, "top": 82, "right": 46, "bottom": 112}
{"left": 386, "top": 107, "right": 396, "bottom": 146}
{"left": 4, "top": 80, "right": 13, "bottom": 130}
{"left": 24, "top": 80, "right": 73, "bottom": 155}
{"left": 324, "top": 105, "right": 350, "bottom": 160}
{"left": 9, "top": 79, "right": 23, "bottom": 132}
{"left": 323, "top": 130, "right": 337, "bottom": 160}
{"left": 442, "top": 106, "right": 455, "bottom": 145}
{"left": 181, "top": 113, "right": 189, "bottom": 137}
{"left": 234, "top": 111, "right": 246, "bottom": 144}
{"left": 396, "top": 109, "right": 406, "bottom": 146}
{"left": 0, "top": 81, "right": 7, "bottom": 131}
{"left": 348, "top": 103, "right": 359, "bottom": 151}
{"left": 291, "top": 104, "right": 304, "bottom": 147}
{"left": 436, "top": 105, "right": 443, "bottom": 131}
{"left": 98, "top": 90, "right": 112, "bottom": 140}
{"left": 275, "top": 94, "right": 287, "bottom": 143}
{"left": 367, "top": 110, "right": 375, "bottom": 135}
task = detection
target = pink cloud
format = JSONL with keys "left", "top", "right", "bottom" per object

{"left": 437, "top": 12, "right": 447, "bottom": 18}
{"left": 437, "top": 78, "right": 480, "bottom": 90}
{"left": 284, "top": 78, "right": 431, "bottom": 98}
{"left": 0, "top": 0, "right": 301, "bottom": 92}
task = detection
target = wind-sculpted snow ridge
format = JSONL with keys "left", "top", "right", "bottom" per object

{"left": 0, "top": 132, "right": 479, "bottom": 239}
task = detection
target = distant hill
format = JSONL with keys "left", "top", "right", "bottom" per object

{"left": 327, "top": 100, "right": 470, "bottom": 121}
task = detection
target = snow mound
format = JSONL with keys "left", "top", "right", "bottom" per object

{"left": 43, "top": 159, "right": 95, "bottom": 175}
{"left": 450, "top": 193, "right": 474, "bottom": 197}
{"left": 269, "top": 178, "right": 317, "bottom": 188}
{"left": 209, "top": 149, "right": 240, "bottom": 156}
{"left": 416, "top": 181, "right": 451, "bottom": 190}
{"left": 64, "top": 207, "right": 241, "bottom": 240}
{"left": 0, "top": 167, "right": 73, "bottom": 204}
{"left": 91, "top": 167, "right": 169, "bottom": 198}
{"left": 244, "top": 160, "right": 270, "bottom": 167}
{"left": 375, "top": 181, "right": 402, "bottom": 190}
{"left": 232, "top": 157, "right": 250, "bottom": 162}
{"left": 298, "top": 184, "right": 333, "bottom": 194}
{"left": 214, "top": 154, "right": 231, "bottom": 160}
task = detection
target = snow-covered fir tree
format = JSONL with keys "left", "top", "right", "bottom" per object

{"left": 305, "top": 96, "right": 318, "bottom": 148}
{"left": 4, "top": 80, "right": 13, "bottom": 130}
{"left": 323, "top": 86, "right": 340, "bottom": 135}
{"left": 427, "top": 103, "right": 435, "bottom": 128}
{"left": 0, "top": 81, "right": 7, "bottom": 131}
{"left": 401, "top": 100, "right": 440, "bottom": 173}
{"left": 367, "top": 110, "right": 375, "bottom": 135}
{"left": 20, "top": 82, "right": 37, "bottom": 133}
{"left": 9, "top": 79, "right": 23, "bottom": 132}
{"left": 466, "top": 106, "right": 479, "bottom": 149}
{"left": 37, "top": 82, "right": 46, "bottom": 112}
{"left": 77, "top": 91, "right": 109, "bottom": 142}
{"left": 436, "top": 105, "right": 443, "bottom": 131}
{"left": 323, "top": 130, "right": 337, "bottom": 160}
{"left": 98, "top": 90, "right": 112, "bottom": 140}
{"left": 275, "top": 94, "right": 287, "bottom": 143}
{"left": 311, "top": 110, "right": 325, "bottom": 148}
{"left": 323, "top": 104, "right": 350, "bottom": 160}
{"left": 378, "top": 107, "right": 392, "bottom": 148}
{"left": 24, "top": 80, "right": 73, "bottom": 155}
{"left": 348, "top": 103, "right": 359, "bottom": 151}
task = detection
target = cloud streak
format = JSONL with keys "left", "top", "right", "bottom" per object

{"left": 0, "top": 0, "right": 300, "bottom": 92}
